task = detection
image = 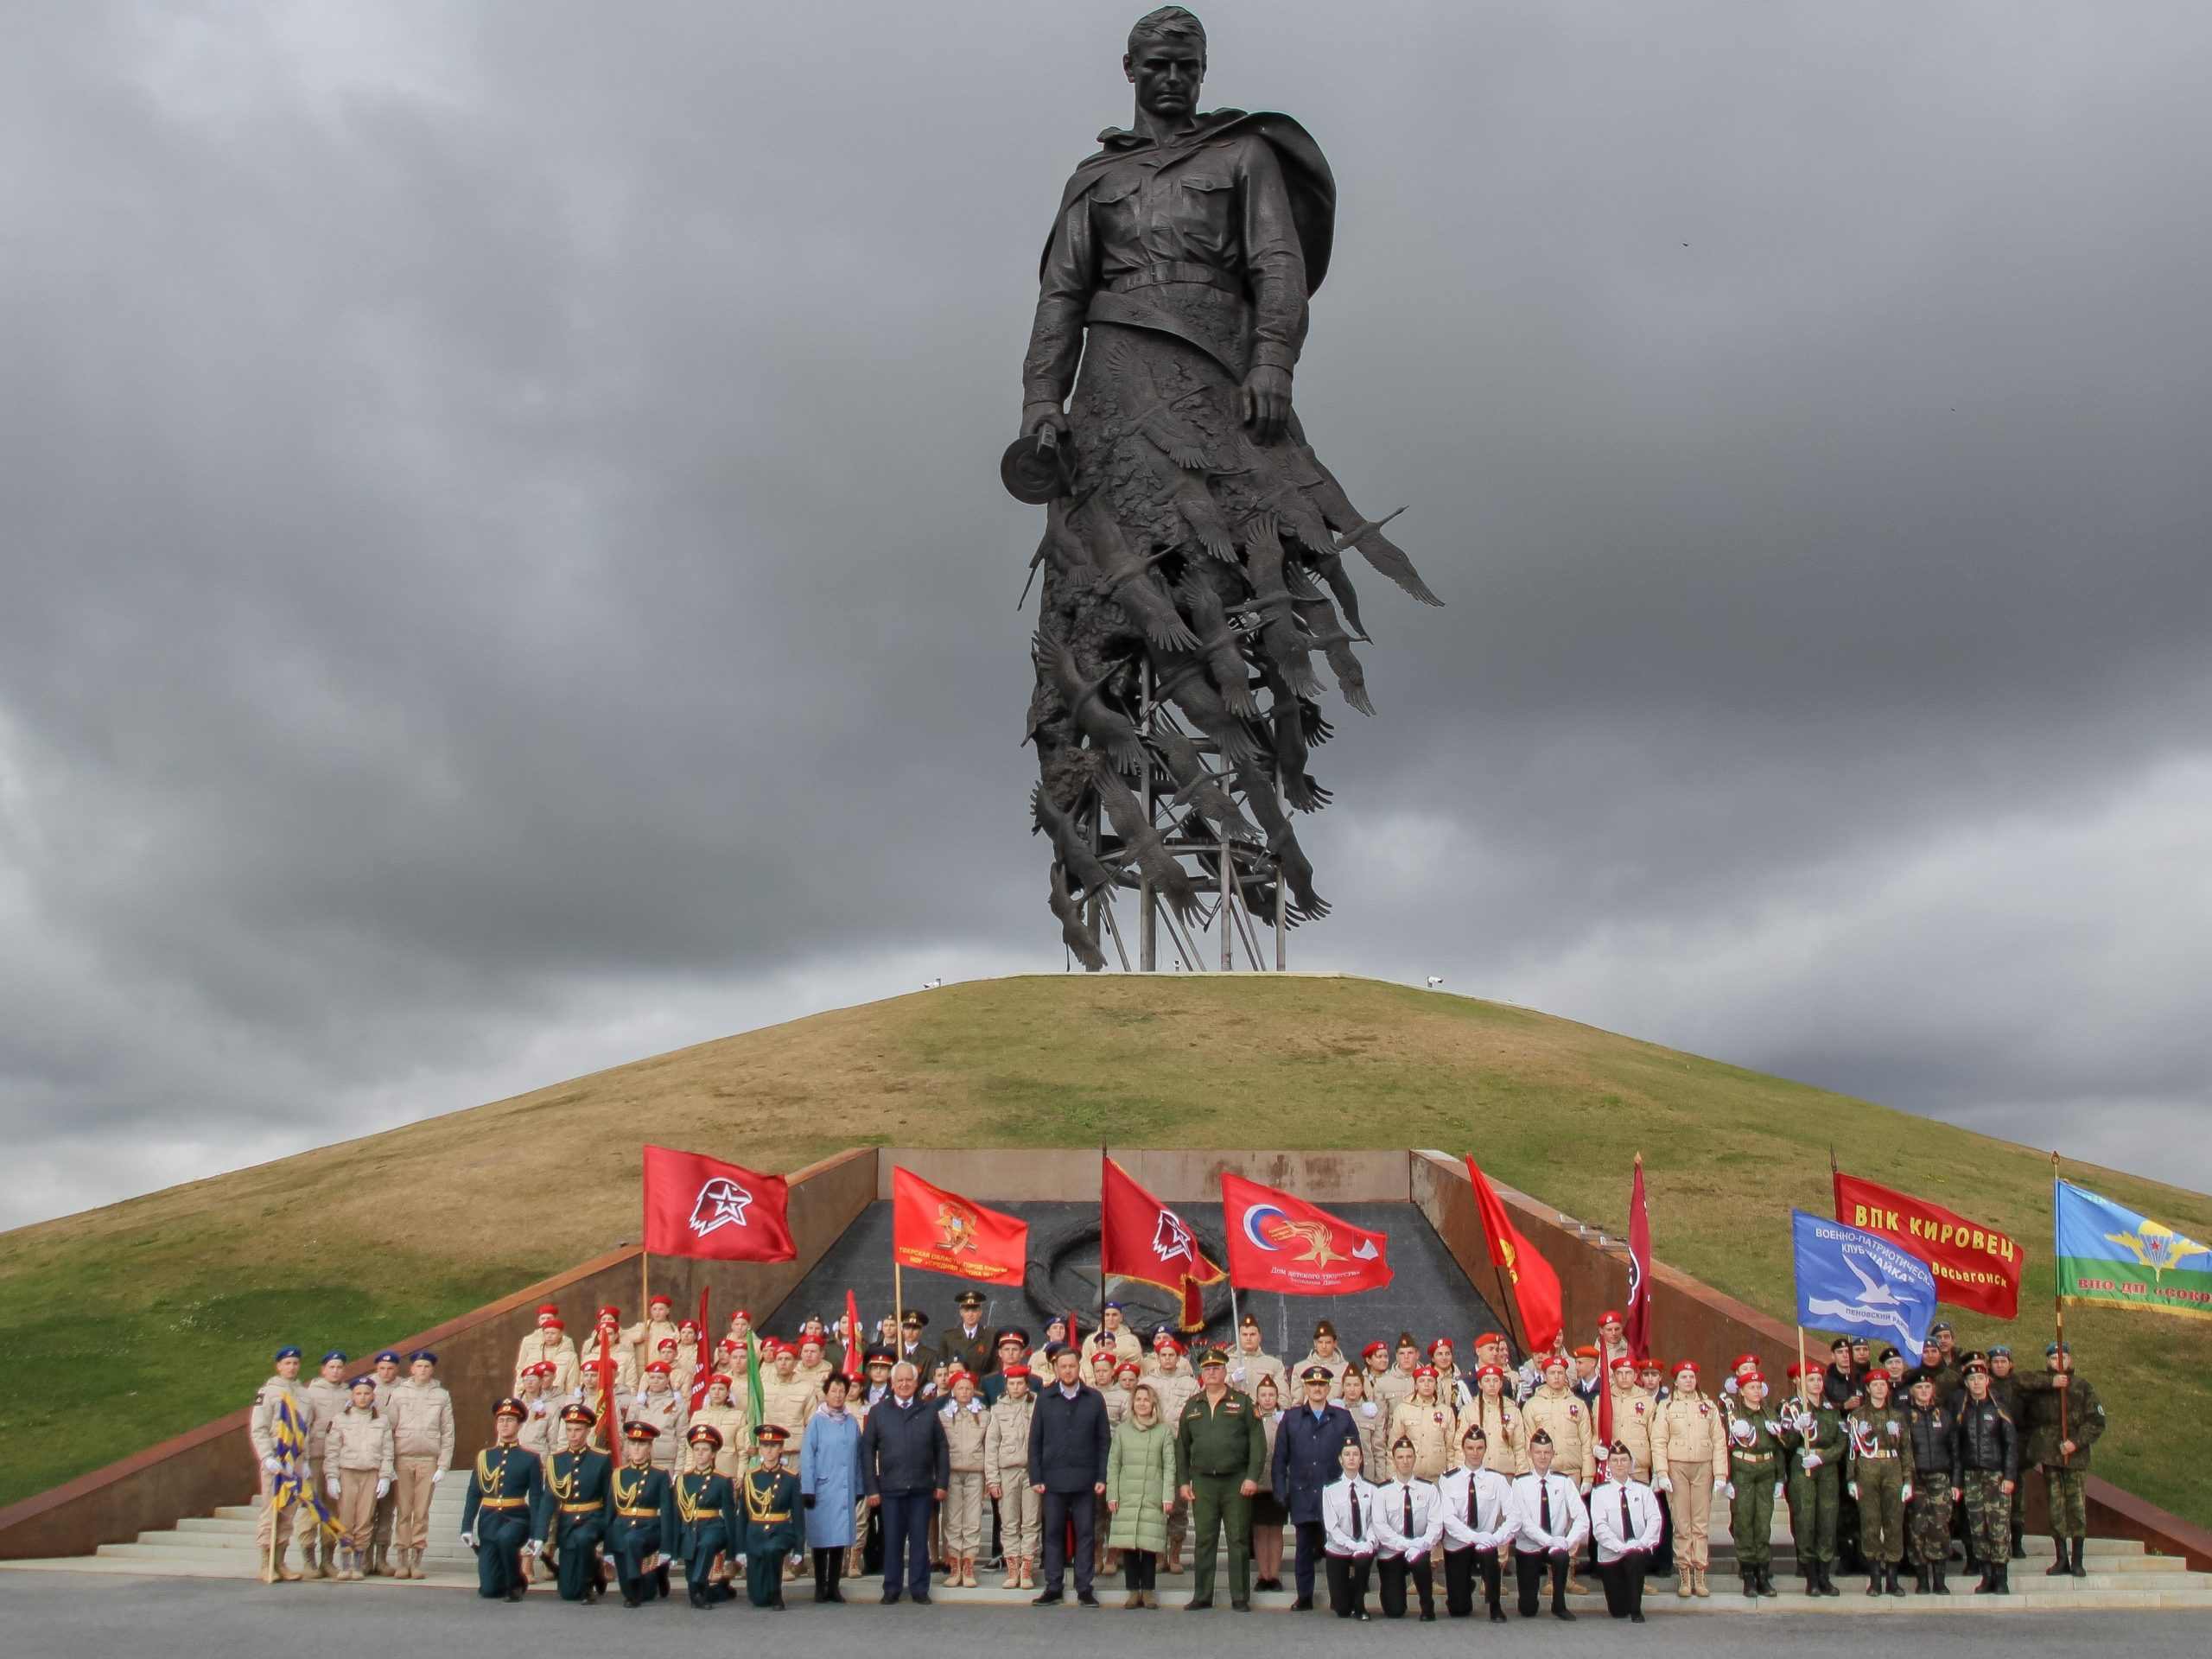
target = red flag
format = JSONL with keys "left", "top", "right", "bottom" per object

{"left": 1100, "top": 1156, "right": 1227, "bottom": 1331}
{"left": 891, "top": 1166, "right": 1028, "bottom": 1283}
{"left": 1220, "top": 1172, "right": 1392, "bottom": 1294}
{"left": 1624, "top": 1154, "right": 1655, "bottom": 1358}
{"left": 1464, "top": 1155, "right": 1564, "bottom": 1353}
{"left": 842, "top": 1291, "right": 862, "bottom": 1382}
{"left": 642, "top": 1145, "right": 796, "bottom": 1262}
{"left": 1834, "top": 1168, "right": 2022, "bottom": 1319}
{"left": 689, "top": 1288, "right": 713, "bottom": 1411}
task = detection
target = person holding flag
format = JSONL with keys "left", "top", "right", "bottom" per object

{"left": 2014, "top": 1342, "right": 2105, "bottom": 1580}
{"left": 248, "top": 1345, "right": 315, "bottom": 1583}
{"left": 1777, "top": 1361, "right": 1846, "bottom": 1597}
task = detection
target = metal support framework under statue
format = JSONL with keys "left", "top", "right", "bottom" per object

{"left": 1007, "top": 9, "right": 1441, "bottom": 973}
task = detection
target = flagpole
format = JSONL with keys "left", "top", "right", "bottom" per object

{"left": 1097, "top": 1144, "right": 1109, "bottom": 1342}
{"left": 2052, "top": 1150, "right": 2069, "bottom": 1452}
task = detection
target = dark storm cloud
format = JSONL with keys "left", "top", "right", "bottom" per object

{"left": 3, "top": 2, "right": 2209, "bottom": 1225}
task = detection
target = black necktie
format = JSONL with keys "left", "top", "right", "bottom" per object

{"left": 1351, "top": 1487, "right": 1363, "bottom": 1540}
{"left": 1540, "top": 1482, "right": 1552, "bottom": 1535}
{"left": 1403, "top": 1489, "right": 1414, "bottom": 1535}
{"left": 1465, "top": 1476, "right": 1477, "bottom": 1525}
{"left": 1619, "top": 1489, "right": 1630, "bottom": 1542}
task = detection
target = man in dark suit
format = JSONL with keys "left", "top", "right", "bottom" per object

{"left": 860, "top": 1360, "right": 948, "bottom": 1604}
{"left": 1026, "top": 1345, "right": 1110, "bottom": 1606}
{"left": 1274, "top": 1364, "right": 1358, "bottom": 1611}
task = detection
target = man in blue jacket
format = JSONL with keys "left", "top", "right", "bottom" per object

{"left": 1274, "top": 1364, "right": 1359, "bottom": 1611}
{"left": 1026, "top": 1344, "right": 1111, "bottom": 1607}
{"left": 861, "top": 1360, "right": 949, "bottom": 1604}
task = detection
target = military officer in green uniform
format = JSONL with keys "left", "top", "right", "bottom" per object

{"left": 1901, "top": 1368, "right": 1956, "bottom": 1593}
{"left": 1177, "top": 1346, "right": 1265, "bottom": 1611}
{"left": 1721, "top": 1371, "right": 1783, "bottom": 1599}
{"left": 2015, "top": 1342, "right": 2103, "bottom": 1579}
{"left": 1845, "top": 1369, "right": 1914, "bottom": 1597}
{"left": 1778, "top": 1361, "right": 1844, "bottom": 1597}
{"left": 544, "top": 1403, "right": 613, "bottom": 1602}
{"left": 460, "top": 1397, "right": 549, "bottom": 1602}
{"left": 607, "top": 1421, "right": 675, "bottom": 1607}
{"left": 743, "top": 1424, "right": 804, "bottom": 1608}
{"left": 939, "top": 1288, "right": 1000, "bottom": 1380}
{"left": 673, "top": 1423, "right": 737, "bottom": 1607}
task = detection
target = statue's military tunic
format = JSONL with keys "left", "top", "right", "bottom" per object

{"left": 742, "top": 1465, "right": 804, "bottom": 1607}
{"left": 460, "top": 1443, "right": 547, "bottom": 1599}
{"left": 1177, "top": 1385, "right": 1264, "bottom": 1607}
{"left": 607, "top": 1463, "right": 675, "bottom": 1604}
{"left": 1724, "top": 1405, "right": 1784, "bottom": 1569}
{"left": 1844, "top": 1402, "right": 1914, "bottom": 1566}
{"left": 1778, "top": 1394, "right": 1847, "bottom": 1567}
{"left": 671, "top": 1468, "right": 737, "bottom": 1604}
{"left": 543, "top": 1446, "right": 613, "bottom": 1600}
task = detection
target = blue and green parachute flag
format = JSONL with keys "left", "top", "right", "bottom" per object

{"left": 2055, "top": 1179, "right": 2212, "bottom": 1323}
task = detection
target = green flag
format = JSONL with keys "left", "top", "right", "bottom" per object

{"left": 745, "top": 1332, "right": 766, "bottom": 1427}
{"left": 2054, "top": 1178, "right": 2212, "bottom": 1322}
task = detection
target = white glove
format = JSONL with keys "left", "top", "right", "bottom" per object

{"left": 1717, "top": 1479, "right": 1734, "bottom": 1499}
{"left": 430, "top": 1467, "right": 447, "bottom": 1484}
{"left": 1847, "top": 1481, "right": 1859, "bottom": 1500}
{"left": 1579, "top": 1480, "right": 1591, "bottom": 1496}
{"left": 1802, "top": 1452, "right": 1822, "bottom": 1471}
{"left": 1901, "top": 1483, "right": 1914, "bottom": 1503}
{"left": 527, "top": 1540, "right": 544, "bottom": 1557}
{"left": 262, "top": 1456, "right": 282, "bottom": 1474}
{"left": 326, "top": 1477, "right": 341, "bottom": 1499}
{"left": 375, "top": 1478, "right": 391, "bottom": 1499}
{"left": 461, "top": 1530, "right": 476, "bottom": 1548}
{"left": 1652, "top": 1475, "right": 1672, "bottom": 1494}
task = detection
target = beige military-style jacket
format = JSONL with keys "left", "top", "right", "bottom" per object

{"left": 1147, "top": 1367, "right": 1199, "bottom": 1426}
{"left": 1103, "top": 1384, "right": 1133, "bottom": 1429}
{"left": 1291, "top": 1348, "right": 1350, "bottom": 1389}
{"left": 386, "top": 1378, "right": 455, "bottom": 1466}
{"left": 1081, "top": 1326, "right": 1144, "bottom": 1370}
{"left": 1390, "top": 1396, "right": 1462, "bottom": 1481}
{"left": 248, "top": 1374, "right": 310, "bottom": 1463}
{"left": 691, "top": 1402, "right": 750, "bottom": 1478}
{"left": 1463, "top": 1392, "right": 1527, "bottom": 1476}
{"left": 325, "top": 1403, "right": 397, "bottom": 1477}
{"left": 626, "top": 1388, "right": 689, "bottom": 1468}
{"left": 1223, "top": 1345, "right": 1286, "bottom": 1404}
{"left": 1606, "top": 1384, "right": 1659, "bottom": 1476}
{"left": 301, "top": 1376, "right": 349, "bottom": 1461}
{"left": 513, "top": 1328, "right": 581, "bottom": 1394}
{"left": 1372, "top": 1365, "right": 1419, "bottom": 1419}
{"left": 516, "top": 1394, "right": 562, "bottom": 1460}
{"left": 1521, "top": 1384, "right": 1596, "bottom": 1485}
{"left": 1651, "top": 1389, "right": 1726, "bottom": 1484}
{"left": 794, "top": 1357, "right": 833, "bottom": 1392}
{"left": 623, "top": 1318, "right": 681, "bottom": 1369}
{"left": 1344, "top": 1396, "right": 1393, "bottom": 1481}
{"left": 578, "top": 1334, "right": 639, "bottom": 1400}
{"left": 759, "top": 1373, "right": 823, "bottom": 1440}
{"left": 983, "top": 1392, "right": 1034, "bottom": 1484}
{"left": 941, "top": 1397, "right": 990, "bottom": 1473}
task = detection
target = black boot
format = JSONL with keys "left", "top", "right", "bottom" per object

{"left": 1992, "top": 1565, "right": 2010, "bottom": 1595}
{"left": 1973, "top": 1566, "right": 1993, "bottom": 1594}
{"left": 1913, "top": 1565, "right": 1929, "bottom": 1594}
{"left": 1741, "top": 1571, "right": 1757, "bottom": 1599}
{"left": 1820, "top": 1561, "right": 1840, "bottom": 1598}
{"left": 1886, "top": 1564, "right": 1907, "bottom": 1598}
{"left": 2070, "top": 1538, "right": 2088, "bottom": 1578}
{"left": 1866, "top": 1569, "right": 1884, "bottom": 1596}
{"left": 2011, "top": 1523, "right": 2025, "bottom": 1560}
{"left": 1802, "top": 1562, "right": 1821, "bottom": 1597}
{"left": 1932, "top": 1564, "right": 1949, "bottom": 1594}
{"left": 2047, "top": 1540, "right": 2071, "bottom": 1576}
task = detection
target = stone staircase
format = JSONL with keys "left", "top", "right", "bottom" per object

{"left": 7, "top": 1484, "right": 2209, "bottom": 1611}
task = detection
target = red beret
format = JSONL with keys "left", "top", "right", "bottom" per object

{"left": 1363, "top": 1342, "right": 1389, "bottom": 1359}
{"left": 658, "top": 1338, "right": 678, "bottom": 1351}
{"left": 1609, "top": 1354, "right": 1637, "bottom": 1372}
{"left": 1414, "top": 1364, "right": 1439, "bottom": 1380}
{"left": 1427, "top": 1339, "right": 1452, "bottom": 1357}
{"left": 596, "top": 1306, "right": 620, "bottom": 1319}
{"left": 708, "top": 1373, "right": 733, "bottom": 1388}
{"left": 1738, "top": 1370, "right": 1766, "bottom": 1388}
{"left": 1476, "top": 1364, "right": 1507, "bottom": 1382}
{"left": 1786, "top": 1362, "right": 1822, "bottom": 1379}
{"left": 1003, "top": 1364, "right": 1032, "bottom": 1380}
{"left": 1116, "top": 1361, "right": 1142, "bottom": 1377}
{"left": 649, "top": 1294, "right": 673, "bottom": 1308}
{"left": 1599, "top": 1310, "right": 1623, "bottom": 1325}
{"left": 1475, "top": 1332, "right": 1504, "bottom": 1348}
{"left": 1674, "top": 1360, "right": 1700, "bottom": 1376}
{"left": 536, "top": 1304, "right": 560, "bottom": 1318}
{"left": 1732, "top": 1353, "right": 1758, "bottom": 1370}
{"left": 1541, "top": 1353, "right": 1569, "bottom": 1371}
{"left": 543, "top": 1318, "right": 565, "bottom": 1330}
{"left": 645, "top": 1361, "right": 671, "bottom": 1375}
{"left": 1573, "top": 1345, "right": 1600, "bottom": 1359}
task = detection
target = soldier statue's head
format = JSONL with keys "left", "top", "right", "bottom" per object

{"left": 1125, "top": 7, "right": 1206, "bottom": 124}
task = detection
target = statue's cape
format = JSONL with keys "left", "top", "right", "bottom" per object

{"left": 1044, "top": 109, "right": 1338, "bottom": 295}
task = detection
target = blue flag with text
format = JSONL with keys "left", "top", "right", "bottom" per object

{"left": 1793, "top": 1209, "right": 1938, "bottom": 1351}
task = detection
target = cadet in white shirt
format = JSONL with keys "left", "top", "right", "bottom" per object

{"left": 1438, "top": 1423, "right": 1517, "bottom": 1621}
{"left": 1319, "top": 1440, "right": 1377, "bottom": 1622}
{"left": 1510, "top": 1428, "right": 1587, "bottom": 1621}
{"left": 1370, "top": 1434, "right": 1444, "bottom": 1622}
{"left": 1591, "top": 1439, "right": 1663, "bottom": 1623}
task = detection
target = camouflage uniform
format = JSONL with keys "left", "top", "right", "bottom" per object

{"left": 1954, "top": 1393, "right": 2018, "bottom": 1570}
{"left": 1902, "top": 1395, "right": 1956, "bottom": 1568}
{"left": 1723, "top": 1400, "right": 1784, "bottom": 1591}
{"left": 2015, "top": 1368, "right": 2104, "bottom": 1541}
{"left": 1844, "top": 1397, "right": 1914, "bottom": 1577}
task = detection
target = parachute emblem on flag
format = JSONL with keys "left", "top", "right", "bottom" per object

{"left": 688, "top": 1177, "right": 753, "bottom": 1238}
{"left": 2105, "top": 1220, "right": 2210, "bottom": 1281}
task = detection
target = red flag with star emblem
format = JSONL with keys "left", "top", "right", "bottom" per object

{"left": 642, "top": 1145, "right": 796, "bottom": 1262}
{"left": 1099, "top": 1156, "right": 1226, "bottom": 1331}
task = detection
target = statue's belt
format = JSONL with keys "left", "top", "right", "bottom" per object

{"left": 1105, "top": 261, "right": 1239, "bottom": 296}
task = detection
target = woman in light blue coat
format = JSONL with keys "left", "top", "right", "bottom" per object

{"left": 798, "top": 1374, "right": 864, "bottom": 1603}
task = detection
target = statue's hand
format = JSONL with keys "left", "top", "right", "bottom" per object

{"left": 1240, "top": 365, "right": 1293, "bottom": 443}
{"left": 1022, "top": 402, "right": 1071, "bottom": 448}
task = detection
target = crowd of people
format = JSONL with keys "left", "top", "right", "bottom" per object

{"left": 246, "top": 1289, "right": 2107, "bottom": 1621}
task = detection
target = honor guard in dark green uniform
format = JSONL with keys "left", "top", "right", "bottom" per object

{"left": 545, "top": 1403, "right": 613, "bottom": 1602}
{"left": 1778, "top": 1362, "right": 1845, "bottom": 1597}
{"left": 461, "top": 1397, "right": 549, "bottom": 1602}
{"left": 673, "top": 1423, "right": 738, "bottom": 1607}
{"left": 607, "top": 1421, "right": 676, "bottom": 1607}
{"left": 742, "top": 1424, "right": 804, "bottom": 1608}
{"left": 1845, "top": 1370, "right": 1914, "bottom": 1597}
{"left": 1176, "top": 1346, "right": 1265, "bottom": 1611}
{"left": 1721, "top": 1372, "right": 1783, "bottom": 1599}
{"left": 2016, "top": 1342, "right": 2102, "bottom": 1580}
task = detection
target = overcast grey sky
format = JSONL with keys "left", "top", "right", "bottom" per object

{"left": 3, "top": 2, "right": 2208, "bottom": 1230}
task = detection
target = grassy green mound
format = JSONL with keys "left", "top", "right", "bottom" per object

{"left": 3, "top": 976, "right": 2204, "bottom": 1525}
